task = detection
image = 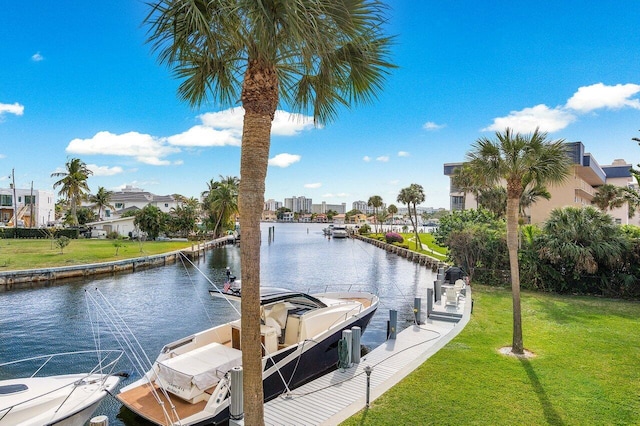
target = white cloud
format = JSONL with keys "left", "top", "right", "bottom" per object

{"left": 198, "top": 107, "right": 315, "bottom": 136}
{"left": 423, "top": 121, "right": 445, "bottom": 130}
{"left": 376, "top": 156, "right": 390, "bottom": 162}
{"left": 397, "top": 151, "right": 410, "bottom": 157}
{"left": 0, "top": 102, "right": 24, "bottom": 117}
{"left": 483, "top": 104, "right": 576, "bottom": 133}
{"left": 268, "top": 153, "right": 301, "bottom": 168}
{"left": 64, "top": 107, "right": 315, "bottom": 167}
{"left": 31, "top": 52, "right": 44, "bottom": 62}
{"left": 167, "top": 125, "right": 240, "bottom": 147}
{"left": 363, "top": 156, "right": 371, "bottom": 162}
{"left": 389, "top": 179, "right": 400, "bottom": 185}
{"left": 0, "top": 154, "right": 5, "bottom": 159}
{"left": 322, "top": 192, "right": 349, "bottom": 198}
{"left": 304, "top": 182, "right": 322, "bottom": 189}
{"left": 565, "top": 83, "right": 640, "bottom": 113}
{"left": 66, "top": 131, "right": 180, "bottom": 166}
{"left": 199, "top": 107, "right": 245, "bottom": 130}
{"left": 272, "top": 111, "right": 316, "bottom": 136}
{"left": 485, "top": 83, "right": 640, "bottom": 134}
{"left": 87, "top": 164, "right": 124, "bottom": 176}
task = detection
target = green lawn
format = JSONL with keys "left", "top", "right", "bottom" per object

{"left": 343, "top": 286, "right": 640, "bottom": 425}
{"left": 370, "top": 232, "right": 448, "bottom": 261}
{"left": 0, "top": 238, "right": 194, "bottom": 270}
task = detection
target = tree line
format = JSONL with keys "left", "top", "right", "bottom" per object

{"left": 51, "top": 158, "right": 239, "bottom": 240}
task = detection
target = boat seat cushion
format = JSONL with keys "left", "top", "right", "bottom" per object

{"left": 157, "top": 342, "right": 242, "bottom": 393}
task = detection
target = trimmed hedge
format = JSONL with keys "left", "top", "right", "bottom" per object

{"left": 0, "top": 228, "right": 80, "bottom": 239}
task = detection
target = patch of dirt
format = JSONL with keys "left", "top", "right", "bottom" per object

{"left": 499, "top": 346, "right": 536, "bottom": 359}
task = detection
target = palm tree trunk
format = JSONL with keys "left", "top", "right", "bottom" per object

{"left": 412, "top": 203, "right": 423, "bottom": 250}
{"left": 238, "top": 112, "right": 269, "bottom": 425}
{"left": 506, "top": 195, "right": 524, "bottom": 354}
{"left": 238, "top": 59, "right": 278, "bottom": 426}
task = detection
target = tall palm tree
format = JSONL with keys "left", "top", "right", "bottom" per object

{"left": 89, "top": 186, "right": 115, "bottom": 220}
{"left": 144, "top": 2, "right": 395, "bottom": 422}
{"left": 367, "top": 195, "right": 383, "bottom": 234}
{"left": 202, "top": 176, "right": 239, "bottom": 237}
{"left": 51, "top": 158, "right": 93, "bottom": 226}
{"left": 466, "top": 128, "right": 571, "bottom": 354}
{"left": 387, "top": 203, "right": 398, "bottom": 225}
{"left": 397, "top": 183, "right": 425, "bottom": 250}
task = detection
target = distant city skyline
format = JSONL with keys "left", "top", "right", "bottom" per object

{"left": 2, "top": 2, "right": 639, "bottom": 209}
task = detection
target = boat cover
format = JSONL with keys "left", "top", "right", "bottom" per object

{"left": 157, "top": 343, "right": 242, "bottom": 395}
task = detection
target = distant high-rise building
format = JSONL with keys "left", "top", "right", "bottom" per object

{"left": 264, "top": 199, "right": 282, "bottom": 211}
{"left": 352, "top": 200, "right": 386, "bottom": 215}
{"left": 284, "top": 196, "right": 312, "bottom": 213}
{"left": 311, "top": 202, "right": 346, "bottom": 214}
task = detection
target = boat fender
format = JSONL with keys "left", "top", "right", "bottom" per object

{"left": 337, "top": 338, "right": 350, "bottom": 370}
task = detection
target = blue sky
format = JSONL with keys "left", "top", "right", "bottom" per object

{"left": 1, "top": 1, "right": 640, "bottom": 209}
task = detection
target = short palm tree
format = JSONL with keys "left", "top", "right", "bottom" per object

{"left": 539, "top": 206, "right": 629, "bottom": 290}
{"left": 51, "top": 158, "right": 93, "bottom": 226}
{"left": 144, "top": 2, "right": 395, "bottom": 422}
{"left": 591, "top": 183, "right": 626, "bottom": 212}
{"left": 466, "top": 128, "right": 571, "bottom": 354}
{"left": 89, "top": 186, "right": 115, "bottom": 220}
{"left": 451, "top": 162, "right": 482, "bottom": 209}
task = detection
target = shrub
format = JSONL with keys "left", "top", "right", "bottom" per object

{"left": 358, "top": 224, "right": 371, "bottom": 235}
{"left": 107, "top": 231, "right": 120, "bottom": 239}
{"left": 385, "top": 232, "right": 404, "bottom": 244}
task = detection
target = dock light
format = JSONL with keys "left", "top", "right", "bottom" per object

{"left": 364, "top": 365, "right": 373, "bottom": 407}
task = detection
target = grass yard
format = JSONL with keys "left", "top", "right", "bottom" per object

{"left": 343, "top": 285, "right": 640, "bottom": 425}
{"left": 0, "top": 238, "right": 194, "bottom": 270}
{"left": 370, "top": 231, "right": 448, "bottom": 261}
{"left": 402, "top": 232, "right": 448, "bottom": 261}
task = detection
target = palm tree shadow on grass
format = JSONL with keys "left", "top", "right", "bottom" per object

{"left": 519, "top": 358, "right": 565, "bottom": 425}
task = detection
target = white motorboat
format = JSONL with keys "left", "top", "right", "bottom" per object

{"left": 332, "top": 226, "right": 349, "bottom": 238}
{"left": 117, "top": 286, "right": 379, "bottom": 425}
{"left": 0, "top": 350, "right": 123, "bottom": 426}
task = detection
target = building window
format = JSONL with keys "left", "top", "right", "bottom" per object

{"left": 0, "top": 195, "right": 12, "bottom": 207}
{"left": 615, "top": 218, "right": 622, "bottom": 225}
{"left": 115, "top": 203, "right": 124, "bottom": 209}
{"left": 165, "top": 203, "right": 169, "bottom": 208}
{"left": 451, "top": 195, "right": 465, "bottom": 211}
{"left": 25, "top": 195, "right": 36, "bottom": 204}
{"left": 105, "top": 210, "right": 111, "bottom": 218}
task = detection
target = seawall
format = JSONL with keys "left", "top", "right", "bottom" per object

{"left": 0, "top": 236, "right": 235, "bottom": 291}
{"left": 351, "top": 234, "right": 447, "bottom": 272}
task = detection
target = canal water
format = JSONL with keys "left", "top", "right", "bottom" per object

{"left": 0, "top": 223, "right": 436, "bottom": 425}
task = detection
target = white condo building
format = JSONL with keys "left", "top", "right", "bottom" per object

{"left": 284, "top": 196, "right": 312, "bottom": 213}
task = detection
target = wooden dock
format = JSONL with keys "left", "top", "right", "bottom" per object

{"left": 261, "top": 287, "right": 472, "bottom": 425}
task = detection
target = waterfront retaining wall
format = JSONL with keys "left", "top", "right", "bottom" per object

{"left": 352, "top": 234, "right": 448, "bottom": 272}
{"left": 0, "top": 236, "right": 235, "bottom": 291}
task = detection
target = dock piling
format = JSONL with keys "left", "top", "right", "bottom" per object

{"left": 414, "top": 297, "right": 421, "bottom": 324}
{"left": 388, "top": 310, "right": 397, "bottom": 339}
{"left": 229, "top": 366, "right": 243, "bottom": 421}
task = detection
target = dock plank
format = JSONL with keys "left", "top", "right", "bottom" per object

{"left": 262, "top": 290, "right": 472, "bottom": 426}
